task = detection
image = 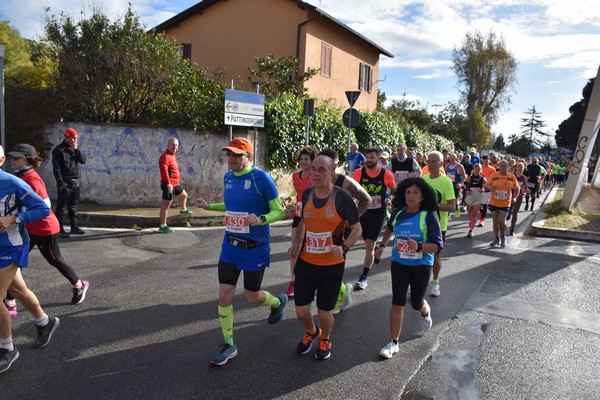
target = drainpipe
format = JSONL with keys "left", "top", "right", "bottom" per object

{"left": 296, "top": 9, "right": 323, "bottom": 59}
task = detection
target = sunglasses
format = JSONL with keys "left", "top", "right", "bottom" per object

{"left": 226, "top": 151, "right": 247, "bottom": 158}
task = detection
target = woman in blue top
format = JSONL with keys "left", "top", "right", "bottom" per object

{"left": 374, "top": 177, "right": 443, "bottom": 359}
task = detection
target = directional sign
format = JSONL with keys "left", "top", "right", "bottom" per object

{"left": 224, "top": 89, "right": 265, "bottom": 128}
{"left": 343, "top": 108, "right": 360, "bottom": 128}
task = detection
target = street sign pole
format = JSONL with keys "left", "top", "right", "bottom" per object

{"left": 253, "top": 84, "right": 259, "bottom": 167}
{"left": 229, "top": 80, "right": 234, "bottom": 141}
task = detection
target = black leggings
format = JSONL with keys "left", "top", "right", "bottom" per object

{"left": 29, "top": 233, "right": 80, "bottom": 285}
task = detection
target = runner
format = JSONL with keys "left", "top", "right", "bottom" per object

{"left": 485, "top": 160, "right": 520, "bottom": 248}
{"left": 464, "top": 163, "right": 486, "bottom": 238}
{"left": 422, "top": 151, "right": 455, "bottom": 297}
{"left": 282, "top": 146, "right": 316, "bottom": 297}
{"left": 523, "top": 157, "right": 545, "bottom": 211}
{"left": 316, "top": 148, "right": 370, "bottom": 314}
{"left": 508, "top": 162, "right": 529, "bottom": 236}
{"left": 346, "top": 143, "right": 365, "bottom": 175}
{"left": 352, "top": 148, "right": 397, "bottom": 291}
{"left": 195, "top": 137, "right": 286, "bottom": 366}
{"left": 445, "top": 153, "right": 466, "bottom": 219}
{"left": 375, "top": 177, "right": 443, "bottom": 359}
{"left": 0, "top": 145, "right": 60, "bottom": 374}
{"left": 478, "top": 155, "right": 497, "bottom": 227}
{"left": 390, "top": 143, "right": 422, "bottom": 185}
{"left": 7, "top": 144, "right": 89, "bottom": 305}
{"left": 289, "top": 155, "right": 361, "bottom": 360}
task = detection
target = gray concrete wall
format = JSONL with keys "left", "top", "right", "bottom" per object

{"left": 38, "top": 122, "right": 289, "bottom": 206}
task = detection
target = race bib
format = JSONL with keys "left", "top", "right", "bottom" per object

{"left": 225, "top": 211, "right": 250, "bottom": 233}
{"left": 447, "top": 173, "right": 456, "bottom": 182}
{"left": 295, "top": 201, "right": 303, "bottom": 215}
{"left": 395, "top": 238, "right": 422, "bottom": 260}
{"left": 395, "top": 171, "right": 409, "bottom": 179}
{"left": 306, "top": 231, "right": 334, "bottom": 253}
{"left": 369, "top": 195, "right": 382, "bottom": 209}
{"left": 494, "top": 190, "right": 508, "bottom": 201}
{"left": 527, "top": 182, "right": 536, "bottom": 188}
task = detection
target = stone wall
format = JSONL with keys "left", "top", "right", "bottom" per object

{"left": 39, "top": 122, "right": 294, "bottom": 206}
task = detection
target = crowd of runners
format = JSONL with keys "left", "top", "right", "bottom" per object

{"left": 1, "top": 132, "right": 570, "bottom": 373}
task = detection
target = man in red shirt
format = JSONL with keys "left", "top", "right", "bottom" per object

{"left": 158, "top": 138, "right": 192, "bottom": 233}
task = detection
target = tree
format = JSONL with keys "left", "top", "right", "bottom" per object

{"left": 451, "top": 30, "right": 518, "bottom": 147}
{"left": 520, "top": 106, "right": 549, "bottom": 155}
{"left": 44, "top": 6, "right": 181, "bottom": 123}
{"left": 555, "top": 78, "right": 595, "bottom": 150}
{"left": 493, "top": 133, "right": 506, "bottom": 151}
{"left": 246, "top": 54, "right": 319, "bottom": 101}
{"left": 1, "top": 21, "right": 60, "bottom": 150}
{"left": 429, "top": 102, "right": 470, "bottom": 149}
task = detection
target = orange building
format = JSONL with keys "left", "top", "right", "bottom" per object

{"left": 154, "top": 0, "right": 393, "bottom": 112}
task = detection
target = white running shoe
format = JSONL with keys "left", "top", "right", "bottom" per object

{"left": 379, "top": 341, "right": 399, "bottom": 359}
{"left": 429, "top": 282, "right": 440, "bottom": 297}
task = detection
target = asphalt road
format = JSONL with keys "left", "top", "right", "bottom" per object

{"left": 3, "top": 204, "right": 600, "bottom": 399}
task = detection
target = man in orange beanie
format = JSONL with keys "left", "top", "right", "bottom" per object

{"left": 52, "top": 128, "right": 87, "bottom": 237}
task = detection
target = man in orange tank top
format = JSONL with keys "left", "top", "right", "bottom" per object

{"left": 289, "top": 155, "right": 362, "bottom": 360}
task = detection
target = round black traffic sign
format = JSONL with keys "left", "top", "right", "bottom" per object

{"left": 342, "top": 108, "right": 360, "bottom": 128}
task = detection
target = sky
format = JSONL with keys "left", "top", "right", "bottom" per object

{"left": 1, "top": 0, "right": 599, "bottom": 146}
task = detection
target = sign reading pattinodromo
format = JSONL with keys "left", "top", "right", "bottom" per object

{"left": 224, "top": 89, "right": 265, "bottom": 128}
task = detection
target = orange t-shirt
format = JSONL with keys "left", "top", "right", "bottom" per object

{"left": 481, "top": 165, "right": 497, "bottom": 179}
{"left": 488, "top": 172, "right": 520, "bottom": 208}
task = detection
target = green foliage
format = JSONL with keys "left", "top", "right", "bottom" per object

{"left": 555, "top": 78, "right": 595, "bottom": 151}
{"left": 520, "top": 105, "right": 549, "bottom": 154}
{"left": 149, "top": 61, "right": 226, "bottom": 131}
{"left": 247, "top": 54, "right": 319, "bottom": 101}
{"left": 354, "top": 112, "right": 405, "bottom": 151}
{"left": 493, "top": 133, "right": 506, "bottom": 151}
{"left": 44, "top": 6, "right": 181, "bottom": 123}
{"left": 1, "top": 21, "right": 60, "bottom": 151}
{"left": 452, "top": 30, "right": 517, "bottom": 144}
{"left": 264, "top": 95, "right": 346, "bottom": 168}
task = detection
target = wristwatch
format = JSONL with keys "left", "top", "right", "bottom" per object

{"left": 259, "top": 215, "right": 267, "bottom": 224}
{"left": 341, "top": 243, "right": 350, "bottom": 254}
{"left": 416, "top": 242, "right": 423, "bottom": 253}
{"left": 15, "top": 215, "right": 22, "bottom": 224}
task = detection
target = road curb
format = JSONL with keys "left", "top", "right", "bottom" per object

{"left": 530, "top": 186, "right": 600, "bottom": 243}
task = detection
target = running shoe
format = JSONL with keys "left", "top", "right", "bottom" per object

{"left": 524, "top": 205, "right": 529, "bottom": 211}
{"left": 338, "top": 282, "right": 353, "bottom": 313}
{"left": 500, "top": 236, "right": 507, "bottom": 248}
{"left": 34, "top": 317, "right": 60, "bottom": 349}
{"left": 490, "top": 238, "right": 500, "bottom": 247}
{"left": 0, "top": 347, "right": 19, "bottom": 374}
{"left": 429, "top": 282, "right": 440, "bottom": 297}
{"left": 158, "top": 225, "right": 175, "bottom": 233}
{"left": 210, "top": 343, "right": 238, "bottom": 366}
{"left": 354, "top": 276, "right": 368, "bottom": 290}
{"left": 59, "top": 231, "right": 70, "bottom": 239}
{"left": 455, "top": 210, "right": 460, "bottom": 219}
{"left": 179, "top": 209, "right": 193, "bottom": 215}
{"left": 421, "top": 310, "right": 433, "bottom": 332}
{"left": 379, "top": 341, "right": 399, "bottom": 359}
{"left": 467, "top": 231, "right": 473, "bottom": 238}
{"left": 284, "top": 281, "right": 295, "bottom": 297}
{"left": 509, "top": 229, "right": 514, "bottom": 236}
{"left": 4, "top": 299, "right": 17, "bottom": 317}
{"left": 268, "top": 293, "right": 287, "bottom": 325}
{"left": 478, "top": 219, "right": 485, "bottom": 227}
{"left": 315, "top": 339, "right": 331, "bottom": 360}
{"left": 71, "top": 280, "right": 90, "bottom": 305}
{"left": 297, "top": 326, "right": 321, "bottom": 355}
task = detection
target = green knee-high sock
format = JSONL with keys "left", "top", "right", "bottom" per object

{"left": 261, "top": 291, "right": 281, "bottom": 308}
{"left": 218, "top": 305, "right": 234, "bottom": 346}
